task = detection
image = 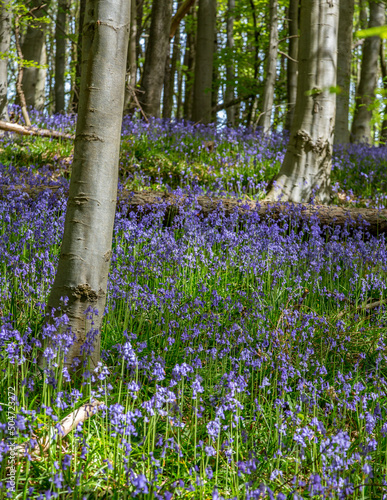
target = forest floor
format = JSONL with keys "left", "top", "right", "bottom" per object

{"left": 1, "top": 111, "right": 387, "bottom": 499}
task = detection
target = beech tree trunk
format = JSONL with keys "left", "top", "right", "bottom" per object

{"left": 266, "top": 0, "right": 339, "bottom": 204}
{"left": 225, "top": 0, "right": 235, "bottom": 127}
{"left": 182, "top": 5, "right": 196, "bottom": 120}
{"left": 54, "top": 0, "right": 68, "bottom": 113}
{"left": 380, "top": 42, "right": 387, "bottom": 144}
{"left": 71, "top": 0, "right": 86, "bottom": 112}
{"left": 285, "top": 0, "right": 298, "bottom": 131}
{"left": 140, "top": 0, "right": 173, "bottom": 117}
{"left": 42, "top": 0, "right": 130, "bottom": 372}
{"left": 257, "top": 0, "right": 278, "bottom": 134}
{"left": 0, "top": 0, "right": 11, "bottom": 120}
{"left": 123, "top": 0, "right": 137, "bottom": 113}
{"left": 351, "top": 1, "right": 385, "bottom": 144}
{"left": 192, "top": 0, "right": 216, "bottom": 124}
{"left": 334, "top": 0, "right": 354, "bottom": 145}
{"left": 163, "top": 25, "right": 180, "bottom": 118}
{"left": 20, "top": 0, "right": 47, "bottom": 111}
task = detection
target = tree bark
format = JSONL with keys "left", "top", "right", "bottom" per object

{"left": 14, "top": 15, "right": 31, "bottom": 126}
{"left": 192, "top": 0, "right": 216, "bottom": 124}
{"left": 12, "top": 186, "right": 387, "bottom": 238}
{"left": 285, "top": 0, "right": 298, "bottom": 131}
{"left": 266, "top": 0, "right": 339, "bottom": 204}
{"left": 380, "top": 41, "right": 387, "bottom": 144}
{"left": 0, "top": 0, "right": 11, "bottom": 121}
{"left": 163, "top": 19, "right": 181, "bottom": 119}
{"left": 334, "top": 0, "right": 354, "bottom": 145}
{"left": 225, "top": 0, "right": 235, "bottom": 127}
{"left": 20, "top": 0, "right": 47, "bottom": 111}
{"left": 120, "top": 190, "right": 387, "bottom": 238}
{"left": 0, "top": 120, "right": 73, "bottom": 139}
{"left": 41, "top": 0, "right": 130, "bottom": 372}
{"left": 140, "top": 0, "right": 173, "bottom": 117}
{"left": 350, "top": 1, "right": 385, "bottom": 144}
{"left": 54, "top": 0, "right": 69, "bottom": 113}
{"left": 123, "top": 0, "right": 137, "bottom": 114}
{"left": 257, "top": 0, "right": 278, "bottom": 134}
{"left": 170, "top": 0, "right": 196, "bottom": 38}
{"left": 182, "top": 5, "right": 196, "bottom": 120}
{"left": 71, "top": 0, "right": 86, "bottom": 112}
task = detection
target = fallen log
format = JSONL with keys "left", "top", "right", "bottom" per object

{"left": 12, "top": 400, "right": 103, "bottom": 458}
{"left": 0, "top": 120, "right": 74, "bottom": 140}
{"left": 4, "top": 184, "right": 387, "bottom": 237}
{"left": 122, "top": 190, "right": 387, "bottom": 237}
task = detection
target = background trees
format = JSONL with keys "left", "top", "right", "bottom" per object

{"left": 1, "top": 0, "right": 386, "bottom": 139}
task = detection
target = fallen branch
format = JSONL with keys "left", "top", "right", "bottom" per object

{"left": 337, "top": 299, "right": 387, "bottom": 319}
{"left": 13, "top": 400, "right": 103, "bottom": 458}
{"left": 122, "top": 190, "right": 387, "bottom": 238}
{"left": 0, "top": 120, "right": 74, "bottom": 140}
{"left": 4, "top": 186, "right": 387, "bottom": 237}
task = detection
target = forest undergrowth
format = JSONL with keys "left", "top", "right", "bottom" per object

{"left": 1, "top": 111, "right": 387, "bottom": 499}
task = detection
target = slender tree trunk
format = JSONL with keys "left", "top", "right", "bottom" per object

{"left": 14, "top": 16, "right": 31, "bottom": 126}
{"left": 334, "top": 0, "right": 354, "bottom": 145}
{"left": 20, "top": 0, "right": 47, "bottom": 111}
{"left": 41, "top": 0, "right": 130, "bottom": 372}
{"left": 266, "top": 0, "right": 339, "bottom": 204}
{"left": 176, "top": 59, "right": 184, "bottom": 118}
{"left": 123, "top": 0, "right": 137, "bottom": 114}
{"left": 380, "top": 41, "right": 387, "bottom": 144}
{"left": 140, "top": 0, "right": 173, "bottom": 117}
{"left": 71, "top": 0, "right": 86, "bottom": 112}
{"left": 211, "top": 34, "right": 219, "bottom": 123}
{"left": 192, "top": 0, "right": 216, "bottom": 124}
{"left": 257, "top": 0, "right": 278, "bottom": 134}
{"left": 135, "top": 0, "right": 143, "bottom": 82}
{"left": 285, "top": 0, "right": 298, "bottom": 131}
{"left": 182, "top": 5, "right": 196, "bottom": 120}
{"left": 351, "top": 1, "right": 385, "bottom": 144}
{"left": 225, "top": 0, "right": 235, "bottom": 127}
{"left": 163, "top": 22, "right": 180, "bottom": 119}
{"left": 54, "top": 0, "right": 69, "bottom": 113}
{"left": 0, "top": 0, "right": 11, "bottom": 120}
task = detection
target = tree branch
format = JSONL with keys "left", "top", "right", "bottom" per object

{"left": 0, "top": 120, "right": 74, "bottom": 140}
{"left": 170, "top": 0, "right": 196, "bottom": 39}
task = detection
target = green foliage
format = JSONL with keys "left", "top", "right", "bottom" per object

{"left": 356, "top": 25, "right": 387, "bottom": 39}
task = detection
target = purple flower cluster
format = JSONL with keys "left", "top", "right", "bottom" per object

{"left": 1, "top": 115, "right": 387, "bottom": 498}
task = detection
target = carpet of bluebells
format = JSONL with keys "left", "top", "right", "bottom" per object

{"left": 1, "top": 111, "right": 387, "bottom": 499}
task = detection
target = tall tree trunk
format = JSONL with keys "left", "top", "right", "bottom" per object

{"left": 351, "top": 1, "right": 385, "bottom": 144}
{"left": 334, "top": 0, "right": 354, "bottom": 145}
{"left": 192, "top": 0, "right": 216, "bottom": 124}
{"left": 266, "top": 0, "right": 339, "bottom": 204}
{"left": 211, "top": 34, "right": 219, "bottom": 123}
{"left": 225, "top": 0, "right": 235, "bottom": 127}
{"left": 182, "top": 5, "right": 196, "bottom": 120}
{"left": 71, "top": 0, "right": 86, "bottom": 112}
{"left": 20, "top": 0, "right": 48, "bottom": 111}
{"left": 123, "top": 0, "right": 137, "bottom": 114}
{"left": 380, "top": 41, "right": 387, "bottom": 144}
{"left": 285, "top": 0, "right": 298, "bottom": 131}
{"left": 140, "top": 0, "right": 173, "bottom": 117}
{"left": 54, "top": 0, "right": 69, "bottom": 113}
{"left": 257, "top": 0, "right": 278, "bottom": 134}
{"left": 41, "top": 0, "right": 130, "bottom": 372}
{"left": 0, "top": 0, "right": 11, "bottom": 120}
{"left": 163, "top": 23, "right": 180, "bottom": 119}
